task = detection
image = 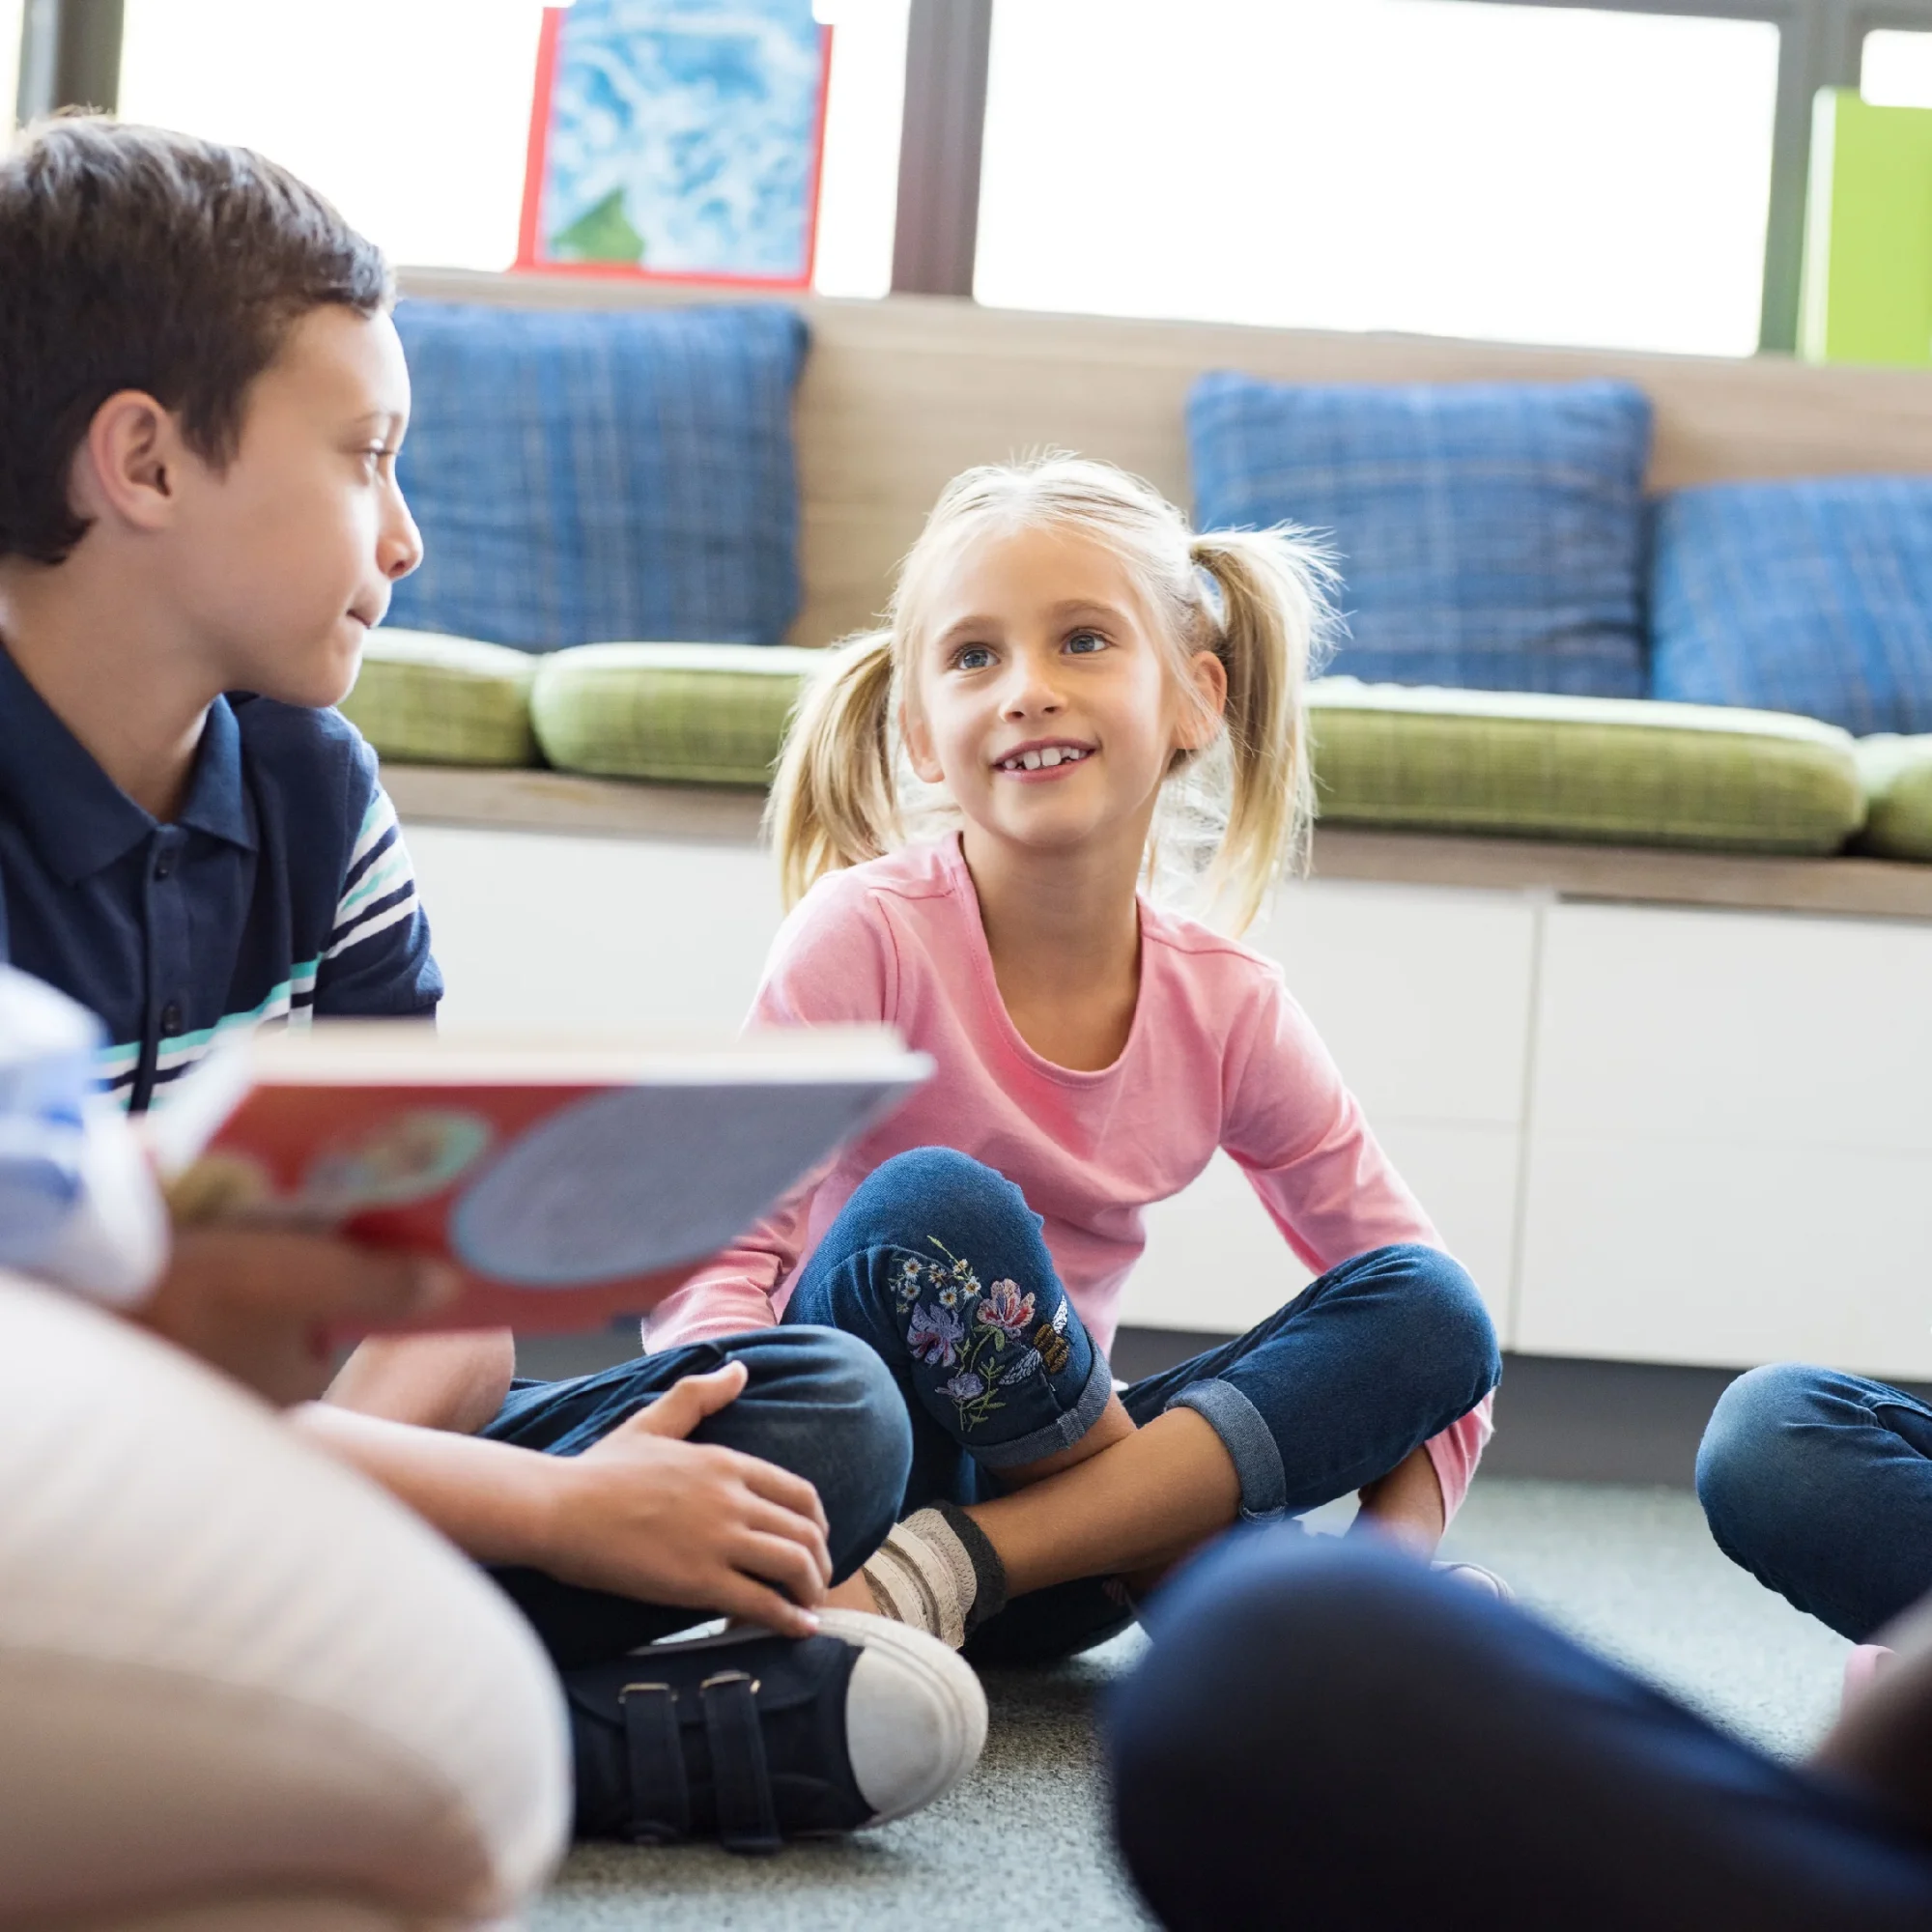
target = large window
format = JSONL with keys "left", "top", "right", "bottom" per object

{"left": 115, "top": 0, "right": 905, "bottom": 291}
{"left": 17, "top": 0, "right": 1932, "bottom": 351}
{"left": 975, "top": 0, "right": 1779, "bottom": 356}
{"left": 118, "top": 0, "right": 549, "bottom": 270}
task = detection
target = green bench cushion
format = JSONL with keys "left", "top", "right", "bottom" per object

{"left": 530, "top": 641, "right": 821, "bottom": 785}
{"left": 339, "top": 630, "right": 538, "bottom": 768}
{"left": 1855, "top": 736, "right": 1932, "bottom": 861}
{"left": 351, "top": 636, "right": 1879, "bottom": 859}
{"left": 1308, "top": 681, "right": 1866, "bottom": 856}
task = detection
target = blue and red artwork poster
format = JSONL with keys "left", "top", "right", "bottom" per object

{"left": 519, "top": 0, "right": 832, "bottom": 287}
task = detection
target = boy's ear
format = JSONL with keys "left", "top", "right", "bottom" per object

{"left": 1174, "top": 647, "right": 1230, "bottom": 753}
{"left": 68, "top": 390, "right": 187, "bottom": 535}
{"left": 900, "top": 698, "right": 945, "bottom": 786}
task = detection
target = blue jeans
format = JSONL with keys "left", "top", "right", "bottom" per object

{"left": 1698, "top": 1362, "right": 1932, "bottom": 1642}
{"left": 1108, "top": 1531, "right": 1932, "bottom": 1932}
{"left": 781, "top": 1147, "right": 1500, "bottom": 1664}
{"left": 478, "top": 1325, "right": 912, "bottom": 1669}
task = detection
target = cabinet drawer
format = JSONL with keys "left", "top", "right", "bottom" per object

{"left": 1250, "top": 880, "right": 1538, "bottom": 1127}
{"left": 1532, "top": 903, "right": 1932, "bottom": 1154}
{"left": 1122, "top": 1126, "right": 1520, "bottom": 1342}
{"left": 1518, "top": 1134, "right": 1932, "bottom": 1378}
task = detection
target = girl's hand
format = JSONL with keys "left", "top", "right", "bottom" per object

{"left": 533, "top": 1360, "right": 834, "bottom": 1636}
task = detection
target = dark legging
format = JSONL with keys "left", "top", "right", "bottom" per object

{"left": 1108, "top": 1530, "right": 1932, "bottom": 1932}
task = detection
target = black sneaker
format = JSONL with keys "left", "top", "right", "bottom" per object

{"left": 564, "top": 1609, "right": 987, "bottom": 1854}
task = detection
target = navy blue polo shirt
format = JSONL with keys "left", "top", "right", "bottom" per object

{"left": 0, "top": 643, "right": 441, "bottom": 1111}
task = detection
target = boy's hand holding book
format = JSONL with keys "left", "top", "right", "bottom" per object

{"left": 134, "top": 1225, "right": 460, "bottom": 1405}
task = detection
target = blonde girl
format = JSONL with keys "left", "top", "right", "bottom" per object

{"left": 647, "top": 454, "right": 1500, "bottom": 1655}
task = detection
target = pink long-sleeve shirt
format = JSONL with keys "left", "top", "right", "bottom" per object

{"left": 649, "top": 837, "right": 1492, "bottom": 1517}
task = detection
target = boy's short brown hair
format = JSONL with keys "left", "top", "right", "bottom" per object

{"left": 0, "top": 115, "right": 391, "bottom": 565}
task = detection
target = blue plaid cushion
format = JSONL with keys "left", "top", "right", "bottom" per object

{"left": 386, "top": 301, "right": 809, "bottom": 650}
{"left": 1187, "top": 375, "right": 1652, "bottom": 696}
{"left": 1651, "top": 478, "right": 1932, "bottom": 734}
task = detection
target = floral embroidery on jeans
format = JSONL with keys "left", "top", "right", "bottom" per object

{"left": 977, "top": 1276, "right": 1036, "bottom": 1338}
{"left": 906, "top": 1301, "right": 966, "bottom": 1368}
{"left": 896, "top": 1238, "right": 1063, "bottom": 1433}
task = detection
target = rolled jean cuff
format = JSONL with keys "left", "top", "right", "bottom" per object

{"left": 974, "top": 1345, "right": 1116, "bottom": 1471}
{"left": 1168, "top": 1378, "right": 1288, "bottom": 1520}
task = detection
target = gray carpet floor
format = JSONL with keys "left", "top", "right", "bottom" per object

{"left": 532, "top": 1478, "right": 1851, "bottom": 1929}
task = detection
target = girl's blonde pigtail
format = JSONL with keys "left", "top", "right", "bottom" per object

{"left": 764, "top": 629, "right": 901, "bottom": 909}
{"left": 1187, "top": 528, "right": 1334, "bottom": 932}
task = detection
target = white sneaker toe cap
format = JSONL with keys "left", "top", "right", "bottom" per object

{"left": 819, "top": 1608, "right": 989, "bottom": 1825}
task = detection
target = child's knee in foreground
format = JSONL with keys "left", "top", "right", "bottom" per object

{"left": 839, "top": 1148, "right": 1042, "bottom": 1269}
{"left": 1348, "top": 1242, "right": 1501, "bottom": 1419}
{"left": 1694, "top": 1362, "right": 1847, "bottom": 1553}
{"left": 1418, "top": 1247, "right": 1501, "bottom": 1405}
{"left": 794, "top": 1147, "right": 1063, "bottom": 1350}
{"left": 708, "top": 1326, "right": 913, "bottom": 1560}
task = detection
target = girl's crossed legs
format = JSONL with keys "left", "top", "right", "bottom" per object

{"left": 784, "top": 1147, "right": 1500, "bottom": 1662}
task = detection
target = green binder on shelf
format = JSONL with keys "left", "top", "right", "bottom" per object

{"left": 1801, "top": 89, "right": 1932, "bottom": 366}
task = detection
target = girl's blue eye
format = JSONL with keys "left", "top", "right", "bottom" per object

{"left": 954, "top": 645, "right": 995, "bottom": 670}
{"left": 1066, "top": 629, "right": 1107, "bottom": 655}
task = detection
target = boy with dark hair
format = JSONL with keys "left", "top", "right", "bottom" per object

{"left": 0, "top": 114, "right": 433, "bottom": 1092}
{"left": 0, "top": 115, "right": 982, "bottom": 1858}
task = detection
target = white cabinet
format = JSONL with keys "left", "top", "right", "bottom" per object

{"left": 1121, "top": 880, "right": 1538, "bottom": 1340}
{"left": 406, "top": 826, "right": 784, "bottom": 1033}
{"left": 1247, "top": 878, "right": 1538, "bottom": 1128}
{"left": 402, "top": 819, "right": 1932, "bottom": 1379}
{"left": 1120, "top": 1122, "right": 1522, "bottom": 1338}
{"left": 1516, "top": 1135, "right": 1932, "bottom": 1375}
{"left": 1517, "top": 904, "right": 1932, "bottom": 1378}
{"left": 1523, "top": 903, "right": 1932, "bottom": 1152}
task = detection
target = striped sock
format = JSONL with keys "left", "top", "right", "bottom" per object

{"left": 860, "top": 1502, "right": 1008, "bottom": 1651}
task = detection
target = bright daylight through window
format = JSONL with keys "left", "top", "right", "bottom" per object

{"left": 976, "top": 0, "right": 1780, "bottom": 356}
{"left": 1863, "top": 27, "right": 1932, "bottom": 107}
{"left": 114, "top": 0, "right": 907, "bottom": 296}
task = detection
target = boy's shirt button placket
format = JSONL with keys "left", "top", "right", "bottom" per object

{"left": 139, "top": 829, "right": 195, "bottom": 1105}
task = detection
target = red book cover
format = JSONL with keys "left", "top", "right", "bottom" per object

{"left": 151, "top": 1026, "right": 928, "bottom": 1335}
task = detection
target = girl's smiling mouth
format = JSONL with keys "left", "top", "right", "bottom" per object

{"left": 992, "top": 738, "right": 1096, "bottom": 778}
